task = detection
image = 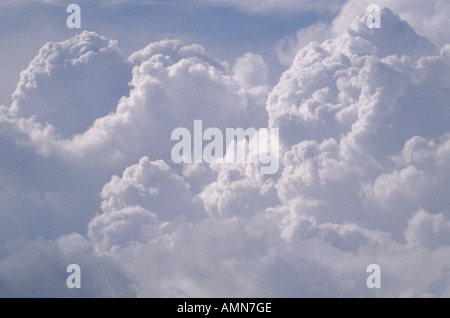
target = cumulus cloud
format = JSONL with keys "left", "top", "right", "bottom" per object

{"left": 4, "top": 36, "right": 271, "bottom": 174}
{"left": 86, "top": 157, "right": 383, "bottom": 297}
{"left": 198, "top": 162, "right": 278, "bottom": 217}
{"left": 277, "top": 0, "right": 450, "bottom": 66}
{"left": 373, "top": 0, "right": 450, "bottom": 47}
{"left": 9, "top": 31, "right": 131, "bottom": 138}
{"left": 269, "top": 8, "right": 450, "bottom": 239}
{"left": 405, "top": 210, "right": 450, "bottom": 250}
{"left": 2, "top": 4, "right": 450, "bottom": 298}
{"left": 88, "top": 156, "right": 205, "bottom": 253}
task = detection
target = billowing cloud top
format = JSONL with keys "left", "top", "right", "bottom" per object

{"left": 10, "top": 31, "right": 130, "bottom": 137}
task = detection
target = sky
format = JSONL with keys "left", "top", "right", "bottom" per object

{"left": 0, "top": 0, "right": 450, "bottom": 297}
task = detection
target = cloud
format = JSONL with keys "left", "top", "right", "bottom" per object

{"left": 198, "top": 162, "right": 278, "bottom": 217}
{"left": 276, "top": 22, "right": 332, "bottom": 66}
{"left": 1, "top": 4, "right": 450, "bottom": 298}
{"left": 361, "top": 134, "right": 450, "bottom": 218}
{"left": 405, "top": 209, "right": 450, "bottom": 250}
{"left": 0, "top": 234, "right": 136, "bottom": 297}
{"left": 277, "top": 0, "right": 450, "bottom": 66}
{"left": 5, "top": 36, "right": 271, "bottom": 174}
{"left": 0, "top": 32, "right": 270, "bottom": 240}
{"left": 86, "top": 157, "right": 380, "bottom": 297}
{"left": 232, "top": 52, "right": 269, "bottom": 91}
{"left": 88, "top": 156, "right": 205, "bottom": 253}
{"left": 374, "top": 0, "right": 450, "bottom": 47}
{"left": 269, "top": 9, "right": 450, "bottom": 242}
{"left": 9, "top": 31, "right": 131, "bottom": 138}
{"left": 270, "top": 8, "right": 440, "bottom": 151}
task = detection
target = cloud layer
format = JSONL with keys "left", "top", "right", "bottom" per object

{"left": 0, "top": 5, "right": 450, "bottom": 297}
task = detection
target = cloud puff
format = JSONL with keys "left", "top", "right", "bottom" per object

{"left": 232, "top": 53, "right": 270, "bottom": 124}
{"left": 88, "top": 156, "right": 205, "bottom": 253}
{"left": 198, "top": 162, "right": 278, "bottom": 217}
{"left": 270, "top": 8, "right": 450, "bottom": 238}
{"left": 86, "top": 157, "right": 384, "bottom": 297}
{"left": 362, "top": 134, "right": 450, "bottom": 220}
{"left": 0, "top": 32, "right": 270, "bottom": 241}
{"left": 5, "top": 36, "right": 270, "bottom": 175}
{"left": 277, "top": 0, "right": 450, "bottom": 66}
{"left": 269, "top": 8, "right": 439, "bottom": 148}
{"left": 374, "top": 0, "right": 450, "bottom": 47}
{"left": 9, "top": 31, "right": 131, "bottom": 138}
{"left": 233, "top": 53, "right": 268, "bottom": 89}
{"left": 405, "top": 209, "right": 450, "bottom": 249}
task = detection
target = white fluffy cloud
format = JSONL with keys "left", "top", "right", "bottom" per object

{"left": 405, "top": 209, "right": 450, "bottom": 250}
{"left": 198, "top": 162, "right": 278, "bottom": 217}
{"left": 88, "top": 156, "right": 205, "bottom": 253}
{"left": 86, "top": 157, "right": 382, "bottom": 297}
{"left": 277, "top": 0, "right": 450, "bottom": 66}
{"left": 9, "top": 31, "right": 131, "bottom": 138}
{"left": 4, "top": 36, "right": 269, "bottom": 173}
{"left": 269, "top": 8, "right": 450, "bottom": 238}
